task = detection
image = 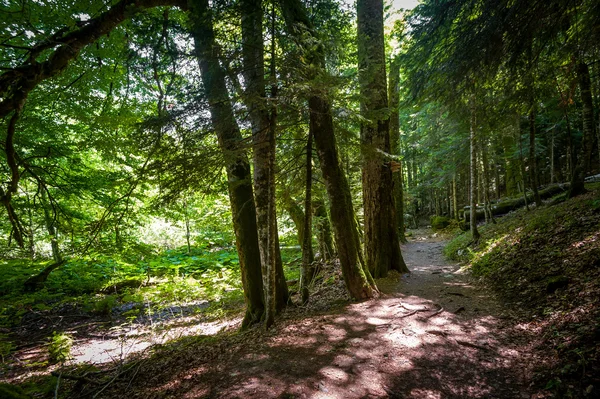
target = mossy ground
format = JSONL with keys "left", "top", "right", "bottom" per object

{"left": 445, "top": 184, "right": 600, "bottom": 397}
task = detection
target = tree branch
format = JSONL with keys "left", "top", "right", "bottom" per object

{"left": 0, "top": 0, "right": 187, "bottom": 119}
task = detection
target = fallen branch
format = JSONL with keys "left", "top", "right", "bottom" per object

{"left": 396, "top": 310, "right": 418, "bottom": 318}
{"left": 422, "top": 306, "right": 444, "bottom": 320}
{"left": 455, "top": 339, "right": 491, "bottom": 351}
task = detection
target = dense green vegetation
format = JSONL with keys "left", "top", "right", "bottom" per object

{"left": 0, "top": 0, "right": 599, "bottom": 396}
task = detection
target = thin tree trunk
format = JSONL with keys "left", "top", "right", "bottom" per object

{"left": 301, "top": 129, "right": 315, "bottom": 304}
{"left": 569, "top": 62, "right": 596, "bottom": 198}
{"left": 517, "top": 115, "right": 530, "bottom": 211}
{"left": 528, "top": 104, "right": 542, "bottom": 206}
{"left": 481, "top": 141, "right": 495, "bottom": 224}
{"left": 41, "top": 189, "right": 61, "bottom": 263}
{"left": 452, "top": 175, "right": 459, "bottom": 221}
{"left": 190, "top": 0, "right": 264, "bottom": 328}
{"left": 389, "top": 58, "right": 407, "bottom": 243}
{"left": 469, "top": 93, "right": 480, "bottom": 241}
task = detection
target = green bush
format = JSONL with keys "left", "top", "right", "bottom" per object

{"left": 48, "top": 332, "right": 72, "bottom": 364}
{"left": 431, "top": 216, "right": 451, "bottom": 230}
{"left": 443, "top": 232, "right": 473, "bottom": 262}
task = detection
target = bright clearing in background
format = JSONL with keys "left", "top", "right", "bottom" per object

{"left": 391, "top": 0, "right": 420, "bottom": 10}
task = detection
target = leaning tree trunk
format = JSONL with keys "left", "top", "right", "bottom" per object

{"left": 357, "top": 0, "right": 407, "bottom": 278}
{"left": 389, "top": 58, "right": 407, "bottom": 243}
{"left": 569, "top": 61, "right": 596, "bottom": 198}
{"left": 469, "top": 93, "right": 480, "bottom": 241}
{"left": 279, "top": 0, "right": 377, "bottom": 299}
{"left": 190, "top": 0, "right": 264, "bottom": 328}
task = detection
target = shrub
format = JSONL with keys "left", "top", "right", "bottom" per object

{"left": 48, "top": 332, "right": 72, "bottom": 364}
{"left": 430, "top": 216, "right": 451, "bottom": 230}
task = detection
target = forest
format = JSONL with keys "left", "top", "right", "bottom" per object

{"left": 0, "top": 0, "right": 599, "bottom": 398}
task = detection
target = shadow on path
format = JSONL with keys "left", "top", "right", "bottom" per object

{"left": 98, "top": 232, "right": 531, "bottom": 399}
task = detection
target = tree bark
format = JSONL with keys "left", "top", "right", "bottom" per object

{"left": 189, "top": 0, "right": 264, "bottom": 328}
{"left": 313, "top": 197, "right": 334, "bottom": 260}
{"left": 241, "top": 0, "right": 288, "bottom": 328}
{"left": 528, "top": 104, "right": 542, "bottom": 206}
{"left": 569, "top": 62, "right": 596, "bottom": 198}
{"left": 389, "top": 58, "right": 407, "bottom": 243}
{"left": 469, "top": 94, "right": 480, "bottom": 241}
{"left": 278, "top": 0, "right": 377, "bottom": 299}
{"left": 357, "top": 0, "right": 407, "bottom": 278}
{"left": 301, "top": 130, "right": 315, "bottom": 304}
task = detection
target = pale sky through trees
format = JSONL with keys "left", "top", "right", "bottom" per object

{"left": 391, "top": 0, "right": 419, "bottom": 10}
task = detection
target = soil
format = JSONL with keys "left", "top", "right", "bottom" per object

{"left": 84, "top": 229, "right": 536, "bottom": 399}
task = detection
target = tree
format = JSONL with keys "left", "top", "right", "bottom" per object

{"left": 278, "top": 0, "right": 377, "bottom": 299}
{"left": 240, "top": 0, "right": 288, "bottom": 327}
{"left": 389, "top": 58, "right": 408, "bottom": 243}
{"left": 188, "top": 0, "right": 266, "bottom": 328}
{"left": 357, "top": 0, "right": 408, "bottom": 277}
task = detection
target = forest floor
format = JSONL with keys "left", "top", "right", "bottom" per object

{"left": 39, "top": 229, "right": 537, "bottom": 399}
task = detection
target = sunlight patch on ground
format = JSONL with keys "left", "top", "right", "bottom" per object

{"left": 69, "top": 316, "right": 242, "bottom": 365}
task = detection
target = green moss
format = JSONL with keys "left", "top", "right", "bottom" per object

{"left": 430, "top": 216, "right": 451, "bottom": 230}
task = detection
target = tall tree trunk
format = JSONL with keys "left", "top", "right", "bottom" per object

{"left": 269, "top": 2, "right": 289, "bottom": 313}
{"left": 279, "top": 0, "right": 377, "bottom": 299}
{"left": 189, "top": 0, "right": 264, "bottom": 328}
{"left": 389, "top": 59, "right": 407, "bottom": 243}
{"left": 241, "top": 0, "right": 289, "bottom": 325}
{"left": 516, "top": 115, "right": 530, "bottom": 211}
{"left": 481, "top": 140, "right": 496, "bottom": 224}
{"left": 357, "top": 0, "right": 407, "bottom": 278}
{"left": 528, "top": 103, "right": 542, "bottom": 206}
{"left": 469, "top": 94, "right": 480, "bottom": 241}
{"left": 452, "top": 175, "right": 459, "bottom": 221}
{"left": 569, "top": 62, "right": 596, "bottom": 198}
{"left": 301, "top": 130, "right": 315, "bottom": 304}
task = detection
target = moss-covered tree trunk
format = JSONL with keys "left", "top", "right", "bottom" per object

{"left": 357, "top": 0, "right": 407, "bottom": 278}
{"left": 313, "top": 197, "right": 334, "bottom": 260}
{"left": 189, "top": 0, "right": 264, "bottom": 328}
{"left": 279, "top": 0, "right": 377, "bottom": 299}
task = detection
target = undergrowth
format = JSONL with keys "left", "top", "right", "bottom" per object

{"left": 445, "top": 184, "right": 600, "bottom": 398}
{"left": 0, "top": 243, "right": 302, "bottom": 375}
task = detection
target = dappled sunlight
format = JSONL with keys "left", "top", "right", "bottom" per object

{"left": 51, "top": 233, "right": 531, "bottom": 399}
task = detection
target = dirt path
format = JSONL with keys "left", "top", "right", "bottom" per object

{"left": 101, "top": 230, "right": 532, "bottom": 399}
